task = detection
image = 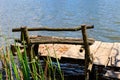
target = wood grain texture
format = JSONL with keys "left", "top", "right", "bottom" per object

{"left": 30, "top": 36, "right": 95, "bottom": 45}
{"left": 93, "top": 42, "right": 114, "bottom": 65}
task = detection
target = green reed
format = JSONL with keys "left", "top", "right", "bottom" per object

{"left": 15, "top": 45, "right": 31, "bottom": 80}
{"left": 10, "top": 50, "right": 20, "bottom": 80}
{"left": 0, "top": 42, "right": 64, "bottom": 80}
{"left": 44, "top": 45, "right": 64, "bottom": 80}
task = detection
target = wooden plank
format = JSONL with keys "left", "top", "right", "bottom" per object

{"left": 39, "top": 44, "right": 74, "bottom": 59}
{"left": 90, "top": 41, "right": 102, "bottom": 56}
{"left": 59, "top": 41, "right": 101, "bottom": 59}
{"left": 108, "top": 43, "right": 120, "bottom": 67}
{"left": 30, "top": 36, "right": 95, "bottom": 45}
{"left": 61, "top": 45, "right": 83, "bottom": 59}
{"left": 39, "top": 44, "right": 85, "bottom": 59}
{"left": 104, "top": 70, "right": 120, "bottom": 79}
{"left": 38, "top": 43, "right": 85, "bottom": 59}
{"left": 38, "top": 41, "right": 102, "bottom": 60}
{"left": 93, "top": 42, "right": 114, "bottom": 66}
{"left": 61, "top": 41, "right": 101, "bottom": 60}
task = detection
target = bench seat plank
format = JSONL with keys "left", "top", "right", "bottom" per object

{"left": 29, "top": 36, "right": 95, "bottom": 45}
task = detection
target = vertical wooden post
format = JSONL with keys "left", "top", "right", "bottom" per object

{"left": 20, "top": 27, "right": 36, "bottom": 74}
{"left": 81, "top": 25, "right": 91, "bottom": 80}
{"left": 20, "top": 26, "right": 33, "bottom": 60}
{"left": 20, "top": 26, "right": 30, "bottom": 44}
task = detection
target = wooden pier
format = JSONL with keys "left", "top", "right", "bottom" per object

{"left": 11, "top": 25, "right": 120, "bottom": 79}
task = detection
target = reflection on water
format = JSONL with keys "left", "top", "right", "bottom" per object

{"left": 0, "top": 0, "right": 120, "bottom": 43}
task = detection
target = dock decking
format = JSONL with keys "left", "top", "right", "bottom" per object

{"left": 39, "top": 41, "right": 120, "bottom": 67}
{"left": 38, "top": 41, "right": 120, "bottom": 79}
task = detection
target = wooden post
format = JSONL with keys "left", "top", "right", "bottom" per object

{"left": 20, "top": 27, "right": 32, "bottom": 57}
{"left": 20, "top": 27, "right": 36, "bottom": 73}
{"left": 20, "top": 26, "right": 33, "bottom": 61}
{"left": 20, "top": 27, "right": 30, "bottom": 44}
{"left": 81, "top": 25, "right": 92, "bottom": 80}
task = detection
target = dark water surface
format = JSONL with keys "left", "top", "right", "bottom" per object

{"left": 0, "top": 0, "right": 120, "bottom": 44}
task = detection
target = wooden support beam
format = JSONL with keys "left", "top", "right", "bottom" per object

{"left": 12, "top": 25, "right": 94, "bottom": 32}
{"left": 81, "top": 25, "right": 92, "bottom": 80}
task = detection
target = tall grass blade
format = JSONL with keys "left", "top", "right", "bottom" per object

{"left": 15, "top": 45, "right": 30, "bottom": 80}
{"left": 10, "top": 51, "right": 20, "bottom": 80}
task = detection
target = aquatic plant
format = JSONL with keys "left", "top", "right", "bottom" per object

{"left": 0, "top": 41, "right": 64, "bottom": 80}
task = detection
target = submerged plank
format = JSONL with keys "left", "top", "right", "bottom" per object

{"left": 93, "top": 42, "right": 114, "bottom": 66}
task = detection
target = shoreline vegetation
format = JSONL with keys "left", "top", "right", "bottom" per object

{"left": 0, "top": 40, "right": 64, "bottom": 80}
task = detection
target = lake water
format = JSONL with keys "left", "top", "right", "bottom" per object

{"left": 0, "top": 0, "right": 120, "bottom": 44}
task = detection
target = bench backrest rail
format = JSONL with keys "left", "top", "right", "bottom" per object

{"left": 12, "top": 25, "right": 94, "bottom": 32}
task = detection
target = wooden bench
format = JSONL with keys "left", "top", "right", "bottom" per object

{"left": 12, "top": 25, "right": 94, "bottom": 44}
{"left": 12, "top": 24, "right": 94, "bottom": 80}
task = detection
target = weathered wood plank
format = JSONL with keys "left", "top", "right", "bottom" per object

{"left": 30, "top": 36, "right": 95, "bottom": 45}
{"left": 61, "top": 45, "right": 83, "bottom": 59}
{"left": 89, "top": 41, "right": 102, "bottom": 64}
{"left": 15, "top": 36, "right": 95, "bottom": 45}
{"left": 108, "top": 43, "right": 120, "bottom": 67}
{"left": 60, "top": 41, "right": 102, "bottom": 60}
{"left": 90, "top": 41, "right": 102, "bottom": 56}
{"left": 38, "top": 41, "right": 101, "bottom": 60}
{"left": 39, "top": 44, "right": 74, "bottom": 59}
{"left": 93, "top": 42, "right": 114, "bottom": 66}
